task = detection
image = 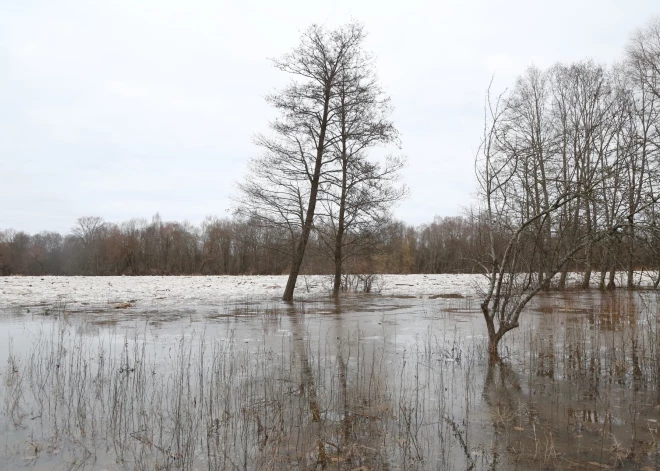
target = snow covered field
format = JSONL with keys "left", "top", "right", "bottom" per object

{"left": 0, "top": 274, "right": 483, "bottom": 310}
{"left": 1, "top": 271, "right": 657, "bottom": 311}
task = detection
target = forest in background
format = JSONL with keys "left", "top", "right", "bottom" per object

{"left": 0, "top": 213, "right": 482, "bottom": 277}
{"left": 0, "top": 210, "right": 658, "bottom": 286}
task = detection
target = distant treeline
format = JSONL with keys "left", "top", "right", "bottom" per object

{"left": 0, "top": 212, "right": 657, "bottom": 281}
{"left": 0, "top": 214, "right": 477, "bottom": 276}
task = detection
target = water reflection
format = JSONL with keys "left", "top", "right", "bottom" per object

{"left": 0, "top": 292, "right": 659, "bottom": 470}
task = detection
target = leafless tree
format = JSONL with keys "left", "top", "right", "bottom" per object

{"left": 628, "top": 17, "right": 660, "bottom": 101}
{"left": 624, "top": 23, "right": 660, "bottom": 287}
{"left": 72, "top": 216, "right": 106, "bottom": 274}
{"left": 315, "top": 54, "right": 404, "bottom": 295}
{"left": 498, "top": 67, "right": 555, "bottom": 284}
{"left": 595, "top": 64, "right": 632, "bottom": 289}
{"left": 0, "top": 229, "right": 30, "bottom": 275}
{"left": 476, "top": 79, "right": 659, "bottom": 360}
{"left": 236, "top": 23, "right": 381, "bottom": 300}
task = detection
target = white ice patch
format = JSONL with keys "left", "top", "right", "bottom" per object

{"left": 0, "top": 271, "right": 656, "bottom": 310}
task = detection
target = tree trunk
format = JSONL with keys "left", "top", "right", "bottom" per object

{"left": 283, "top": 203, "right": 317, "bottom": 301}
{"left": 607, "top": 265, "right": 616, "bottom": 290}
{"left": 332, "top": 251, "right": 343, "bottom": 296}
{"left": 488, "top": 334, "right": 501, "bottom": 362}
{"left": 332, "top": 149, "right": 348, "bottom": 297}
{"left": 482, "top": 306, "right": 501, "bottom": 362}
{"left": 283, "top": 88, "right": 331, "bottom": 302}
{"left": 581, "top": 205, "right": 593, "bottom": 290}
{"left": 627, "top": 223, "right": 635, "bottom": 289}
{"left": 581, "top": 243, "right": 592, "bottom": 289}
{"left": 558, "top": 268, "right": 568, "bottom": 290}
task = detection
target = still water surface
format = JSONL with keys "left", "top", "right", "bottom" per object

{"left": 1, "top": 292, "right": 658, "bottom": 470}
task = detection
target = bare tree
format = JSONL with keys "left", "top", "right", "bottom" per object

{"left": 476, "top": 81, "right": 658, "bottom": 360}
{"left": 628, "top": 17, "right": 660, "bottom": 101}
{"left": 72, "top": 216, "right": 106, "bottom": 274}
{"left": 315, "top": 54, "right": 404, "bottom": 295}
{"left": 498, "top": 67, "right": 555, "bottom": 284}
{"left": 236, "top": 23, "right": 375, "bottom": 300}
{"left": 0, "top": 229, "right": 30, "bottom": 275}
{"left": 624, "top": 23, "right": 660, "bottom": 287}
{"left": 596, "top": 64, "right": 632, "bottom": 289}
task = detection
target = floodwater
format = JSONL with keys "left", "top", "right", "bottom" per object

{"left": 1, "top": 291, "right": 659, "bottom": 470}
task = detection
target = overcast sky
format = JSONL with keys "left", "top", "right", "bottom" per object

{"left": 1, "top": 1, "right": 658, "bottom": 234}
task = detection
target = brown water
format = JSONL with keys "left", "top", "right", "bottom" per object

{"left": 1, "top": 292, "right": 658, "bottom": 470}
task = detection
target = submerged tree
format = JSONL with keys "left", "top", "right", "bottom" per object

{"left": 474, "top": 19, "right": 660, "bottom": 359}
{"left": 625, "top": 20, "right": 660, "bottom": 288}
{"left": 476, "top": 78, "right": 659, "bottom": 360}
{"left": 237, "top": 22, "right": 402, "bottom": 300}
{"left": 240, "top": 23, "right": 366, "bottom": 301}
{"left": 316, "top": 47, "right": 404, "bottom": 296}
{"left": 318, "top": 153, "right": 406, "bottom": 296}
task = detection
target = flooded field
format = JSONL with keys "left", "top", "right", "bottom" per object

{"left": 1, "top": 290, "right": 659, "bottom": 470}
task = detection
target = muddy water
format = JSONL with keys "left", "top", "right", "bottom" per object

{"left": 0, "top": 292, "right": 658, "bottom": 470}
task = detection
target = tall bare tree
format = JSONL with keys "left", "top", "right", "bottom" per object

{"left": 499, "top": 67, "right": 554, "bottom": 284}
{"left": 628, "top": 17, "right": 660, "bottom": 101}
{"left": 625, "top": 22, "right": 660, "bottom": 287}
{"left": 316, "top": 53, "right": 404, "bottom": 295}
{"left": 237, "top": 23, "right": 386, "bottom": 300}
